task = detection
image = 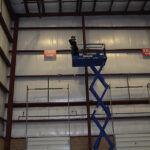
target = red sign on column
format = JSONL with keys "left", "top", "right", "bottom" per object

{"left": 142, "top": 48, "right": 150, "bottom": 56}
{"left": 44, "top": 50, "right": 56, "bottom": 57}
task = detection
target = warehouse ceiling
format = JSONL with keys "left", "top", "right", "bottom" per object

{"left": 8, "top": 0, "right": 150, "bottom": 17}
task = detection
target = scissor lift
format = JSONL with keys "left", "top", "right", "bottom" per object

{"left": 72, "top": 44, "right": 114, "bottom": 150}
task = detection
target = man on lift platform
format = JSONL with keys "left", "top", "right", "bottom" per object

{"left": 69, "top": 36, "right": 107, "bottom": 67}
{"left": 69, "top": 36, "right": 79, "bottom": 56}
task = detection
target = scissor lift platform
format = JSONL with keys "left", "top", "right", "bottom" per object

{"left": 71, "top": 43, "right": 114, "bottom": 150}
{"left": 72, "top": 44, "right": 107, "bottom": 67}
{"left": 72, "top": 54, "right": 107, "bottom": 67}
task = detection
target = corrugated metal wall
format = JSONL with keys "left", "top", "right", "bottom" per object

{"left": 8, "top": 15, "right": 150, "bottom": 150}
{"left": 0, "top": 0, "right": 11, "bottom": 137}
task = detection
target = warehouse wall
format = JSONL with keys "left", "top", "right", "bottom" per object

{"left": 0, "top": 138, "right": 4, "bottom": 150}
{"left": 8, "top": 15, "right": 150, "bottom": 150}
{"left": 0, "top": 0, "right": 11, "bottom": 148}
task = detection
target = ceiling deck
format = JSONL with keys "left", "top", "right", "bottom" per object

{"left": 6, "top": 0, "right": 150, "bottom": 17}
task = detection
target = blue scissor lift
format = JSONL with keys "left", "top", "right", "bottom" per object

{"left": 72, "top": 44, "right": 114, "bottom": 150}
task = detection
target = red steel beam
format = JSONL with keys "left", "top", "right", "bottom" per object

{"left": 0, "top": 13, "right": 13, "bottom": 42}
{"left": 11, "top": 26, "right": 150, "bottom": 30}
{"left": 5, "top": 99, "right": 149, "bottom": 108}
{"left": 9, "top": 49, "right": 143, "bottom": 54}
{"left": 4, "top": 18, "right": 19, "bottom": 150}
{"left": 16, "top": 11, "right": 150, "bottom": 17}
{"left": 82, "top": 15, "right": 92, "bottom": 150}
{"left": 0, "top": 47, "right": 11, "bottom": 66}
{"left": 12, "top": 115, "right": 150, "bottom": 123}
{"left": 0, "top": 81, "right": 9, "bottom": 93}
{"left": 7, "top": 73, "right": 150, "bottom": 78}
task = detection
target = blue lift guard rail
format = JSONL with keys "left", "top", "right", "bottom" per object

{"left": 72, "top": 43, "right": 114, "bottom": 150}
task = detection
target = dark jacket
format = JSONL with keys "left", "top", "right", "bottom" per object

{"left": 69, "top": 39, "right": 79, "bottom": 56}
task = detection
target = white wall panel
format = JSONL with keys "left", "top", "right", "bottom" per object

{"left": 0, "top": 57, "right": 7, "bottom": 85}
{"left": 62, "top": 2, "right": 76, "bottom": 12}
{"left": 0, "top": 0, "right": 10, "bottom": 137}
{"left": 116, "top": 133, "right": 150, "bottom": 150}
{"left": 17, "top": 30, "right": 82, "bottom": 50}
{"left": 12, "top": 106, "right": 86, "bottom": 120}
{"left": 11, "top": 119, "right": 150, "bottom": 137}
{"left": 20, "top": 17, "right": 81, "bottom": 27}
{"left": 82, "top": 2, "right": 93, "bottom": 12}
{"left": 0, "top": 25, "right": 10, "bottom": 57}
{"left": 85, "top": 15, "right": 150, "bottom": 26}
{"left": 1, "top": 0, "right": 11, "bottom": 30}
{"left": 128, "top": 1, "right": 145, "bottom": 11}
{"left": 11, "top": 0, "right": 25, "bottom": 14}
{"left": 86, "top": 30, "right": 150, "bottom": 49}
{"left": 13, "top": 78, "right": 48, "bottom": 102}
{"left": 11, "top": 104, "right": 150, "bottom": 120}
{"left": 114, "top": 119, "right": 150, "bottom": 135}
{"left": 28, "top": 4, "right": 38, "bottom": 13}
{"left": 45, "top": 3, "right": 58, "bottom": 13}
{"left": 48, "top": 78, "right": 86, "bottom": 102}
{"left": 128, "top": 77, "right": 150, "bottom": 99}
{"left": 28, "top": 137, "right": 69, "bottom": 150}
{"left": 95, "top": 2, "right": 110, "bottom": 12}
{"left": 0, "top": 89, "right": 5, "bottom": 117}
{"left": 13, "top": 76, "right": 150, "bottom": 103}
{"left": 13, "top": 77, "right": 86, "bottom": 102}
{"left": 11, "top": 15, "right": 150, "bottom": 148}
{"left": 145, "top": 2, "right": 150, "bottom": 11}
{"left": 15, "top": 53, "right": 150, "bottom": 75}
{"left": 15, "top": 54, "right": 84, "bottom": 75}
{"left": 12, "top": 121, "right": 88, "bottom": 137}
{"left": 111, "top": 2, "right": 127, "bottom": 11}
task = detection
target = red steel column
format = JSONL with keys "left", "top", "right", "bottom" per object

{"left": 5, "top": 17, "right": 19, "bottom": 150}
{"left": 82, "top": 15, "right": 92, "bottom": 150}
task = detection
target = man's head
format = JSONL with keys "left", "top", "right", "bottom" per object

{"left": 71, "top": 36, "right": 76, "bottom": 41}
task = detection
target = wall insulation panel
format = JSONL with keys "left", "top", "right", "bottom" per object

{"left": 10, "top": 15, "right": 150, "bottom": 150}
{"left": 0, "top": 0, "right": 11, "bottom": 140}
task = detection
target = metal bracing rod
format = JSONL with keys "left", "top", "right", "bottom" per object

{"left": 147, "top": 83, "right": 150, "bottom": 103}
{"left": 25, "top": 86, "right": 29, "bottom": 150}
{"left": 67, "top": 84, "right": 71, "bottom": 150}
{"left": 127, "top": 76, "right": 131, "bottom": 100}
{"left": 18, "top": 111, "right": 150, "bottom": 120}
{"left": 14, "top": 132, "right": 150, "bottom": 139}
{"left": 28, "top": 87, "right": 65, "bottom": 90}
{"left": 109, "top": 85, "right": 116, "bottom": 150}
{"left": 48, "top": 77, "right": 49, "bottom": 102}
{"left": 111, "top": 85, "right": 147, "bottom": 88}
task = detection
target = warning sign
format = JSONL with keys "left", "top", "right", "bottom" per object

{"left": 44, "top": 50, "right": 56, "bottom": 57}
{"left": 142, "top": 48, "right": 150, "bottom": 56}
